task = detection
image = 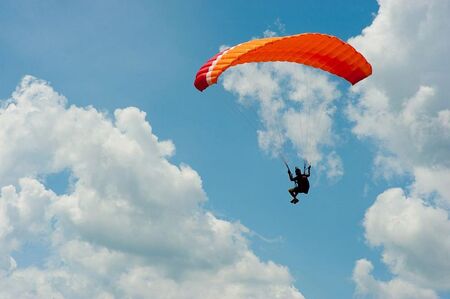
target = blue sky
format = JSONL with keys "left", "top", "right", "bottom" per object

{"left": 1, "top": 1, "right": 450, "bottom": 298}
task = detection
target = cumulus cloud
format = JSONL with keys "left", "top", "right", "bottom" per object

{"left": 412, "top": 167, "right": 450, "bottom": 207}
{"left": 352, "top": 188, "right": 450, "bottom": 298}
{"left": 347, "top": 0, "right": 450, "bottom": 297}
{"left": 222, "top": 62, "right": 343, "bottom": 179}
{"left": 347, "top": 0, "right": 450, "bottom": 200}
{"left": 353, "top": 259, "right": 438, "bottom": 299}
{"left": 0, "top": 76, "right": 304, "bottom": 298}
{"left": 362, "top": 188, "right": 450, "bottom": 290}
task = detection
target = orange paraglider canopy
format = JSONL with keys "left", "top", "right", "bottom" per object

{"left": 194, "top": 33, "right": 372, "bottom": 91}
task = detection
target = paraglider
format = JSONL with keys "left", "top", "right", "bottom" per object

{"left": 285, "top": 162, "right": 311, "bottom": 204}
{"left": 194, "top": 33, "right": 372, "bottom": 92}
{"left": 194, "top": 32, "right": 372, "bottom": 205}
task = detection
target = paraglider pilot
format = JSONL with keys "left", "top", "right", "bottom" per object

{"left": 288, "top": 164, "right": 311, "bottom": 204}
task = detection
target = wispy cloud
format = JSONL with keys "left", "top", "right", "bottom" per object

{"left": 222, "top": 62, "right": 344, "bottom": 180}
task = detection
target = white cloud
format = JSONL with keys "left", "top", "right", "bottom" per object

{"left": 0, "top": 76, "right": 304, "bottom": 299}
{"left": 412, "top": 167, "right": 450, "bottom": 207}
{"left": 363, "top": 188, "right": 450, "bottom": 291}
{"left": 0, "top": 178, "right": 55, "bottom": 273}
{"left": 353, "top": 187, "right": 450, "bottom": 298}
{"left": 347, "top": 1, "right": 450, "bottom": 297}
{"left": 323, "top": 151, "right": 344, "bottom": 181}
{"left": 353, "top": 259, "right": 438, "bottom": 299}
{"left": 222, "top": 62, "right": 343, "bottom": 178}
{"left": 346, "top": 0, "right": 450, "bottom": 200}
